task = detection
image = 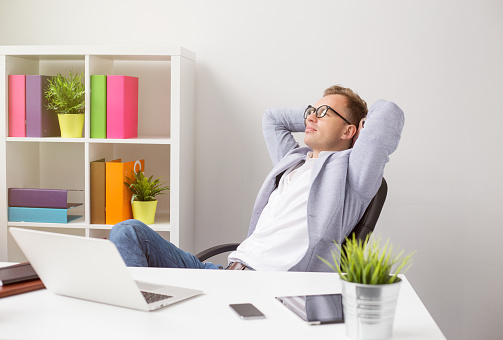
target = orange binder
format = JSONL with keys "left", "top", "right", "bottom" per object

{"left": 105, "top": 159, "right": 145, "bottom": 225}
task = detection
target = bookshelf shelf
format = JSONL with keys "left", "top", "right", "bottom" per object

{"left": 7, "top": 137, "right": 85, "bottom": 143}
{"left": 85, "top": 213, "right": 171, "bottom": 231}
{"left": 7, "top": 219, "right": 87, "bottom": 229}
{"left": 7, "top": 137, "right": 172, "bottom": 144}
{"left": 88, "top": 137, "right": 172, "bottom": 145}
{"left": 0, "top": 46, "right": 195, "bottom": 262}
{"left": 7, "top": 213, "right": 171, "bottom": 232}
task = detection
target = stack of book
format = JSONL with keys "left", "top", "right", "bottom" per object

{"left": 8, "top": 188, "right": 83, "bottom": 223}
{"left": 90, "top": 75, "right": 139, "bottom": 139}
{"left": 90, "top": 158, "right": 145, "bottom": 225}
{"left": 0, "top": 262, "right": 45, "bottom": 298}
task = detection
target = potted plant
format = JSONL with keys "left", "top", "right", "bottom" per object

{"left": 318, "top": 235, "right": 414, "bottom": 340}
{"left": 124, "top": 171, "right": 170, "bottom": 225}
{"left": 44, "top": 71, "right": 85, "bottom": 138}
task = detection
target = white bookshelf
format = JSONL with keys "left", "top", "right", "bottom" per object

{"left": 0, "top": 46, "right": 195, "bottom": 262}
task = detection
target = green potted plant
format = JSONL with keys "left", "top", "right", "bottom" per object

{"left": 124, "top": 171, "right": 170, "bottom": 225}
{"left": 44, "top": 71, "right": 85, "bottom": 138}
{"left": 318, "top": 235, "right": 414, "bottom": 340}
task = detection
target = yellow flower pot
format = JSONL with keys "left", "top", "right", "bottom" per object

{"left": 58, "top": 114, "right": 84, "bottom": 138}
{"left": 132, "top": 200, "right": 158, "bottom": 225}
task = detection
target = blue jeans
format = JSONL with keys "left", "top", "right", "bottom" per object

{"left": 109, "top": 219, "right": 221, "bottom": 270}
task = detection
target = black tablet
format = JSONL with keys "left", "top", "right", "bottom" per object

{"left": 276, "top": 293, "right": 344, "bottom": 325}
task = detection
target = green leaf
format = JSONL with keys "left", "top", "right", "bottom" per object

{"left": 317, "top": 234, "right": 415, "bottom": 285}
{"left": 124, "top": 170, "right": 170, "bottom": 201}
{"left": 317, "top": 255, "right": 338, "bottom": 272}
{"left": 44, "top": 71, "right": 85, "bottom": 115}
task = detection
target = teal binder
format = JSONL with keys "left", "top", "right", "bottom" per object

{"left": 8, "top": 205, "right": 82, "bottom": 223}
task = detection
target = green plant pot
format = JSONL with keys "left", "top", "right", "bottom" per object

{"left": 58, "top": 114, "right": 84, "bottom": 138}
{"left": 132, "top": 200, "right": 158, "bottom": 225}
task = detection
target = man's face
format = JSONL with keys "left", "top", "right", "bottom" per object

{"left": 304, "top": 94, "right": 354, "bottom": 157}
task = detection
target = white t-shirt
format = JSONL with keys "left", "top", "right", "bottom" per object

{"left": 229, "top": 153, "right": 318, "bottom": 271}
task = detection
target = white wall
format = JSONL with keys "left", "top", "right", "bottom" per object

{"left": 1, "top": 1, "right": 502, "bottom": 339}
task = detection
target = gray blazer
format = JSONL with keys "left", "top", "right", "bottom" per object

{"left": 247, "top": 99, "right": 405, "bottom": 272}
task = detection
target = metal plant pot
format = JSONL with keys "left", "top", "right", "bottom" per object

{"left": 340, "top": 278, "right": 402, "bottom": 340}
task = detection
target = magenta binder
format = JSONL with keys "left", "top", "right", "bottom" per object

{"left": 26, "top": 75, "right": 60, "bottom": 137}
{"left": 8, "top": 188, "right": 79, "bottom": 209}
{"left": 8, "top": 75, "right": 26, "bottom": 137}
{"left": 106, "top": 75, "right": 139, "bottom": 139}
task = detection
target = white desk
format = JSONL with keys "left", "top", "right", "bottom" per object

{"left": 0, "top": 267, "right": 445, "bottom": 339}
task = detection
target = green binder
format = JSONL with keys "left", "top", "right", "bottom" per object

{"left": 90, "top": 75, "right": 107, "bottom": 138}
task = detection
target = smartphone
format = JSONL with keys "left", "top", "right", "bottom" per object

{"left": 229, "top": 303, "right": 266, "bottom": 319}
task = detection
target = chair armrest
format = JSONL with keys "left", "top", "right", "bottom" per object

{"left": 195, "top": 243, "right": 240, "bottom": 262}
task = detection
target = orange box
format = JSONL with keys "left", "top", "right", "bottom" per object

{"left": 105, "top": 159, "right": 144, "bottom": 225}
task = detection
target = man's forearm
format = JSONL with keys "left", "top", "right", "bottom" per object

{"left": 262, "top": 106, "right": 306, "bottom": 165}
{"left": 348, "top": 99, "right": 405, "bottom": 198}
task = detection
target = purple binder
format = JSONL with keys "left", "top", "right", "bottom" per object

{"left": 8, "top": 188, "right": 77, "bottom": 209}
{"left": 26, "top": 75, "right": 60, "bottom": 137}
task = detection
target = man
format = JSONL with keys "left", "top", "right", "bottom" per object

{"left": 109, "top": 85, "right": 404, "bottom": 272}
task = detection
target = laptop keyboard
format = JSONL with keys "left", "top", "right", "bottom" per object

{"left": 141, "top": 291, "right": 173, "bottom": 304}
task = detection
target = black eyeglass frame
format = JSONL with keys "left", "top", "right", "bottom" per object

{"left": 304, "top": 105, "right": 353, "bottom": 126}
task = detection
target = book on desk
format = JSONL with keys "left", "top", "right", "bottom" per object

{"left": 0, "top": 262, "right": 45, "bottom": 298}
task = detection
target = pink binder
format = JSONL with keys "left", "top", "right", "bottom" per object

{"left": 8, "top": 75, "right": 26, "bottom": 137}
{"left": 106, "top": 76, "right": 139, "bottom": 139}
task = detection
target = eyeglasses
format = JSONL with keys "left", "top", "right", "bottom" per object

{"left": 304, "top": 105, "right": 353, "bottom": 126}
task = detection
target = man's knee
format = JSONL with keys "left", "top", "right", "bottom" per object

{"left": 110, "top": 219, "right": 147, "bottom": 243}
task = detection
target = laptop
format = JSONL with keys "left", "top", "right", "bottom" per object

{"left": 9, "top": 227, "right": 202, "bottom": 311}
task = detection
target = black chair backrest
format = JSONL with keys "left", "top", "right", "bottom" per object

{"left": 342, "top": 177, "right": 387, "bottom": 247}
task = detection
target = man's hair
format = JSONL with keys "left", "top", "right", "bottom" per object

{"left": 323, "top": 85, "right": 368, "bottom": 126}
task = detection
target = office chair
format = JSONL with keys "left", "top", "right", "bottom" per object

{"left": 195, "top": 178, "right": 388, "bottom": 262}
